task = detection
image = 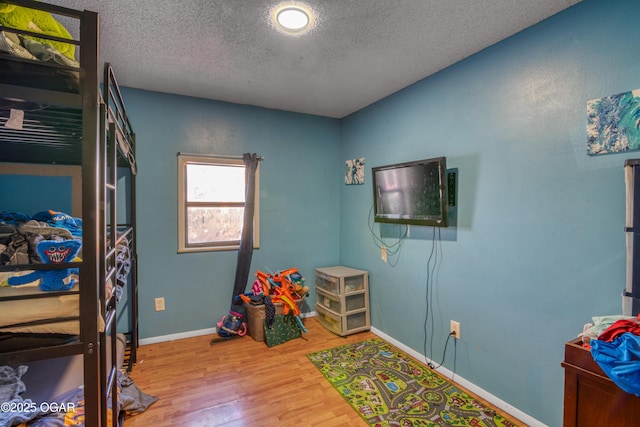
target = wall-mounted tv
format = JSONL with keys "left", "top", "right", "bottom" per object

{"left": 372, "top": 156, "right": 448, "bottom": 227}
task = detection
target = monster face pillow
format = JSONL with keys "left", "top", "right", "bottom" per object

{"left": 8, "top": 239, "right": 82, "bottom": 291}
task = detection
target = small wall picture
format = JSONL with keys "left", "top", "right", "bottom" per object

{"left": 587, "top": 88, "right": 640, "bottom": 155}
{"left": 345, "top": 157, "right": 365, "bottom": 185}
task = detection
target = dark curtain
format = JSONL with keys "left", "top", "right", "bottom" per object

{"left": 231, "top": 153, "right": 260, "bottom": 305}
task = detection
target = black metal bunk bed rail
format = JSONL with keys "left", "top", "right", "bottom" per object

{"left": 104, "top": 63, "right": 137, "bottom": 173}
{"left": 100, "top": 62, "right": 138, "bottom": 427}
{"left": 0, "top": 289, "right": 79, "bottom": 302}
{"left": 1, "top": 3, "right": 138, "bottom": 426}
{"left": 0, "top": 24, "right": 80, "bottom": 50}
{"left": 0, "top": 0, "right": 95, "bottom": 356}
{"left": 103, "top": 63, "right": 138, "bottom": 371}
{"left": 0, "top": 1, "right": 110, "bottom": 426}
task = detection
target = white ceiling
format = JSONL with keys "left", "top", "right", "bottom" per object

{"left": 49, "top": 0, "right": 582, "bottom": 118}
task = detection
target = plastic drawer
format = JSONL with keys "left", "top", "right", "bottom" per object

{"left": 315, "top": 304, "right": 342, "bottom": 335}
{"left": 315, "top": 273, "right": 339, "bottom": 294}
{"left": 344, "top": 275, "right": 365, "bottom": 292}
{"left": 345, "top": 293, "right": 366, "bottom": 312}
{"left": 316, "top": 288, "right": 341, "bottom": 313}
{"left": 346, "top": 310, "right": 367, "bottom": 331}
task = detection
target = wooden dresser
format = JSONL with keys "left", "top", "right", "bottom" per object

{"left": 562, "top": 338, "right": 640, "bottom": 426}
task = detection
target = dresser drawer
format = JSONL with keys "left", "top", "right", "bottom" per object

{"left": 344, "top": 275, "right": 365, "bottom": 292}
{"left": 315, "top": 272, "right": 339, "bottom": 294}
{"left": 315, "top": 304, "right": 342, "bottom": 335}
{"left": 316, "top": 287, "right": 341, "bottom": 313}
{"left": 346, "top": 309, "right": 368, "bottom": 332}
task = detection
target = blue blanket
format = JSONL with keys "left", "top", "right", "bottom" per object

{"left": 591, "top": 332, "right": 640, "bottom": 396}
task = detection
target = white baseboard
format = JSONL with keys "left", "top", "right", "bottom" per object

{"left": 370, "top": 326, "right": 547, "bottom": 427}
{"left": 139, "top": 327, "right": 216, "bottom": 346}
{"left": 139, "top": 311, "right": 317, "bottom": 345}
{"left": 301, "top": 310, "right": 316, "bottom": 318}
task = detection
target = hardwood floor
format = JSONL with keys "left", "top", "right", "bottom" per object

{"left": 124, "top": 318, "right": 524, "bottom": 427}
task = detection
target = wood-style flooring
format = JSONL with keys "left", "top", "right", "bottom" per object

{"left": 124, "top": 318, "right": 525, "bottom": 427}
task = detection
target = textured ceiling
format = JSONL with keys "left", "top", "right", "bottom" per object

{"left": 48, "top": 0, "right": 582, "bottom": 118}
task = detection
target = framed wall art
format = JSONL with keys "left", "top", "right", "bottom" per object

{"left": 588, "top": 89, "right": 640, "bottom": 155}
{"left": 345, "top": 157, "right": 365, "bottom": 185}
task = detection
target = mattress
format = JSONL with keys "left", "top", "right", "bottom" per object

{"left": 0, "top": 271, "right": 79, "bottom": 335}
{"left": 0, "top": 265, "right": 119, "bottom": 334}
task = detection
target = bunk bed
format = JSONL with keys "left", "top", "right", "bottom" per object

{"left": 0, "top": 1, "right": 138, "bottom": 426}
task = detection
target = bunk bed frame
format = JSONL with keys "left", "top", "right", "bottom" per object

{"left": 0, "top": 1, "right": 138, "bottom": 426}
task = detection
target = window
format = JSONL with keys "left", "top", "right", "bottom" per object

{"left": 178, "top": 155, "right": 259, "bottom": 252}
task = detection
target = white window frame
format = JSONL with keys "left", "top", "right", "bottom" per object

{"left": 177, "top": 154, "right": 260, "bottom": 253}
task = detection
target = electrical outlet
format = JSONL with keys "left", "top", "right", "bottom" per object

{"left": 450, "top": 320, "right": 461, "bottom": 339}
{"left": 154, "top": 297, "right": 165, "bottom": 312}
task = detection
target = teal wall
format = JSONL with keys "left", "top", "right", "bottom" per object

{"left": 339, "top": 0, "right": 640, "bottom": 425}
{"left": 0, "top": 175, "right": 72, "bottom": 215}
{"left": 1, "top": 0, "right": 636, "bottom": 424}
{"left": 120, "top": 88, "right": 342, "bottom": 340}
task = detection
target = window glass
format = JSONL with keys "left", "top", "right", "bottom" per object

{"left": 178, "top": 155, "right": 259, "bottom": 252}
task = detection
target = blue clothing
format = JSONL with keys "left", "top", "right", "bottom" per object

{"left": 31, "top": 210, "right": 82, "bottom": 237}
{"left": 591, "top": 332, "right": 640, "bottom": 396}
{"left": 0, "top": 210, "right": 30, "bottom": 225}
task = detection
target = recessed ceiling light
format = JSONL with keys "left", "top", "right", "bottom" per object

{"left": 271, "top": 2, "right": 316, "bottom": 35}
{"left": 277, "top": 8, "right": 309, "bottom": 31}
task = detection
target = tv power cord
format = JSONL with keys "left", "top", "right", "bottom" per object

{"left": 428, "top": 331, "right": 455, "bottom": 370}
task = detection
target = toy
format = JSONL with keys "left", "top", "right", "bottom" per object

{"left": 235, "top": 279, "right": 266, "bottom": 304}
{"left": 216, "top": 310, "right": 247, "bottom": 339}
{"left": 7, "top": 239, "right": 82, "bottom": 291}
{"left": 0, "top": 2, "right": 75, "bottom": 60}
{"left": 251, "top": 279, "right": 262, "bottom": 295}
{"left": 255, "top": 267, "right": 308, "bottom": 333}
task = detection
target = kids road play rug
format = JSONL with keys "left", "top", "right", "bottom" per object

{"left": 306, "top": 338, "right": 520, "bottom": 427}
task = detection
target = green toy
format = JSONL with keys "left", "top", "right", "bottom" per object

{"left": 0, "top": 2, "right": 75, "bottom": 60}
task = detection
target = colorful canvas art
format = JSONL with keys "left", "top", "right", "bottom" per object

{"left": 587, "top": 89, "right": 640, "bottom": 155}
{"left": 345, "top": 157, "right": 365, "bottom": 185}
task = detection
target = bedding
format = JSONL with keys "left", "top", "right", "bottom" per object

{"left": 0, "top": 212, "right": 79, "bottom": 266}
{"left": 0, "top": 30, "right": 79, "bottom": 94}
{"left": 0, "top": 210, "right": 127, "bottom": 339}
{"left": 1, "top": 364, "right": 118, "bottom": 427}
{"left": 0, "top": 3, "right": 80, "bottom": 94}
{"left": 0, "top": 2, "right": 76, "bottom": 60}
{"left": 0, "top": 211, "right": 80, "bottom": 338}
{"left": 17, "top": 381, "right": 119, "bottom": 427}
{"left": 2, "top": 370, "right": 157, "bottom": 427}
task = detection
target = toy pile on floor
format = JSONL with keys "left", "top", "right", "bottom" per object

{"left": 213, "top": 267, "right": 309, "bottom": 345}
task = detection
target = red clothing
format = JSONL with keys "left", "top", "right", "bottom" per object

{"left": 598, "top": 318, "right": 640, "bottom": 342}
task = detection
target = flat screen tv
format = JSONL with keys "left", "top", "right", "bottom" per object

{"left": 372, "top": 156, "right": 448, "bottom": 227}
